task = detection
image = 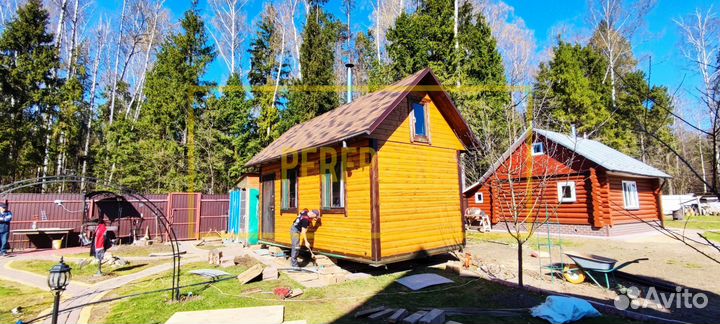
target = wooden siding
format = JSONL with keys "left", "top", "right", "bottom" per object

{"left": 374, "top": 94, "right": 464, "bottom": 258}
{"left": 260, "top": 141, "right": 373, "bottom": 258}
{"left": 608, "top": 176, "right": 661, "bottom": 224}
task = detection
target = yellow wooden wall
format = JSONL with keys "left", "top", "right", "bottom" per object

{"left": 372, "top": 94, "right": 465, "bottom": 257}
{"left": 260, "top": 141, "right": 373, "bottom": 258}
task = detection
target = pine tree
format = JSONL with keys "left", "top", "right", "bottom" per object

{"left": 247, "top": 4, "right": 289, "bottom": 148}
{"left": 382, "top": 0, "right": 509, "bottom": 140}
{"left": 283, "top": 6, "right": 340, "bottom": 130}
{"left": 0, "top": 0, "right": 60, "bottom": 182}
{"left": 116, "top": 1, "right": 215, "bottom": 192}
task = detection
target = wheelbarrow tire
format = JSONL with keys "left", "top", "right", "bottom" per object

{"left": 563, "top": 264, "right": 586, "bottom": 284}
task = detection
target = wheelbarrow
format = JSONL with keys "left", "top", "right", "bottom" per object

{"left": 562, "top": 252, "right": 648, "bottom": 289}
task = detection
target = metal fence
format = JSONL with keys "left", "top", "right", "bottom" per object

{"left": 3, "top": 193, "right": 229, "bottom": 249}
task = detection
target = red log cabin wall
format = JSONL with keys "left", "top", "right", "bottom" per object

{"left": 464, "top": 134, "right": 663, "bottom": 235}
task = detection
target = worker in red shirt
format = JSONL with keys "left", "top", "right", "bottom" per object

{"left": 93, "top": 219, "right": 109, "bottom": 275}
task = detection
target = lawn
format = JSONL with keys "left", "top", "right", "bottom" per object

{"left": 9, "top": 259, "right": 166, "bottom": 284}
{"left": 664, "top": 215, "right": 720, "bottom": 242}
{"left": 466, "top": 230, "right": 583, "bottom": 248}
{"left": 0, "top": 279, "right": 54, "bottom": 324}
{"left": 89, "top": 260, "right": 639, "bottom": 324}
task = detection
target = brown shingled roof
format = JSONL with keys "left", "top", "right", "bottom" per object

{"left": 245, "top": 68, "right": 477, "bottom": 166}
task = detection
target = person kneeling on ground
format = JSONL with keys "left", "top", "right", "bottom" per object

{"left": 290, "top": 209, "right": 319, "bottom": 268}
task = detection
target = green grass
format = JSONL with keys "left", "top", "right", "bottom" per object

{"left": 9, "top": 259, "right": 165, "bottom": 284}
{"left": 90, "top": 259, "right": 639, "bottom": 324}
{"left": 0, "top": 279, "right": 54, "bottom": 324}
{"left": 704, "top": 231, "right": 720, "bottom": 243}
{"left": 664, "top": 215, "right": 720, "bottom": 231}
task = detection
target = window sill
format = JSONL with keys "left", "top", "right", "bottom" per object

{"left": 281, "top": 208, "right": 298, "bottom": 214}
{"left": 321, "top": 208, "right": 346, "bottom": 215}
{"left": 412, "top": 136, "right": 430, "bottom": 144}
{"left": 624, "top": 207, "right": 640, "bottom": 211}
{"left": 559, "top": 200, "right": 577, "bottom": 204}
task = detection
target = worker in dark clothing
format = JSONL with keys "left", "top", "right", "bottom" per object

{"left": 0, "top": 203, "right": 12, "bottom": 256}
{"left": 290, "top": 209, "right": 319, "bottom": 268}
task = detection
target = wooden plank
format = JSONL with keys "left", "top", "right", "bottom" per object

{"left": 237, "top": 264, "right": 264, "bottom": 284}
{"left": 165, "top": 306, "right": 284, "bottom": 324}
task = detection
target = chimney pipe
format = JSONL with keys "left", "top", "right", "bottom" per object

{"left": 345, "top": 63, "right": 354, "bottom": 103}
{"left": 571, "top": 124, "right": 577, "bottom": 138}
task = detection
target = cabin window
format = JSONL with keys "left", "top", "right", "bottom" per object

{"left": 411, "top": 101, "right": 429, "bottom": 143}
{"left": 557, "top": 181, "right": 576, "bottom": 203}
{"left": 622, "top": 180, "right": 640, "bottom": 210}
{"left": 474, "top": 192, "right": 484, "bottom": 203}
{"left": 532, "top": 142, "right": 545, "bottom": 155}
{"left": 281, "top": 168, "right": 298, "bottom": 211}
{"left": 322, "top": 157, "right": 345, "bottom": 210}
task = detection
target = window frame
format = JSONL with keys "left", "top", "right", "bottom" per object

{"left": 281, "top": 167, "right": 299, "bottom": 213}
{"left": 556, "top": 181, "right": 577, "bottom": 203}
{"left": 409, "top": 100, "right": 431, "bottom": 144}
{"left": 532, "top": 142, "right": 545, "bottom": 156}
{"left": 622, "top": 180, "right": 640, "bottom": 210}
{"left": 474, "top": 192, "right": 484, "bottom": 204}
{"left": 321, "top": 155, "right": 346, "bottom": 214}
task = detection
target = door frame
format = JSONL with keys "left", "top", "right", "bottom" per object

{"left": 260, "top": 173, "right": 276, "bottom": 240}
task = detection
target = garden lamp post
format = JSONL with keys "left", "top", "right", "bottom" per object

{"left": 48, "top": 256, "right": 72, "bottom": 324}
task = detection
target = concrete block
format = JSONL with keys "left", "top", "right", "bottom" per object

{"left": 387, "top": 309, "right": 409, "bottom": 323}
{"left": 367, "top": 308, "right": 394, "bottom": 321}
{"left": 401, "top": 311, "right": 427, "bottom": 324}
{"left": 355, "top": 306, "right": 387, "bottom": 318}
{"left": 419, "top": 309, "right": 445, "bottom": 324}
{"left": 262, "top": 266, "right": 279, "bottom": 281}
{"left": 165, "top": 305, "right": 283, "bottom": 324}
{"left": 345, "top": 272, "right": 372, "bottom": 281}
{"left": 269, "top": 246, "right": 283, "bottom": 254}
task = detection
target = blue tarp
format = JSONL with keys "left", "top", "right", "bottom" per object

{"left": 530, "top": 296, "right": 601, "bottom": 324}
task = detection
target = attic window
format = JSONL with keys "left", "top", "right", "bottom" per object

{"left": 532, "top": 142, "right": 544, "bottom": 155}
{"left": 474, "top": 192, "right": 484, "bottom": 204}
{"left": 411, "top": 101, "right": 429, "bottom": 143}
{"left": 557, "top": 181, "right": 576, "bottom": 203}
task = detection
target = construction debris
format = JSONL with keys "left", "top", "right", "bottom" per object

{"left": 345, "top": 272, "right": 372, "bottom": 281}
{"left": 273, "top": 287, "right": 292, "bottom": 299}
{"left": 354, "top": 306, "right": 387, "bottom": 318}
{"left": 208, "top": 249, "right": 223, "bottom": 266}
{"left": 262, "top": 266, "right": 279, "bottom": 281}
{"left": 396, "top": 273, "right": 454, "bottom": 291}
{"left": 165, "top": 305, "right": 284, "bottom": 324}
{"left": 418, "top": 309, "right": 445, "bottom": 324}
{"left": 189, "top": 269, "right": 231, "bottom": 280}
{"left": 367, "top": 308, "right": 395, "bottom": 321}
{"left": 387, "top": 309, "right": 409, "bottom": 323}
{"left": 400, "top": 311, "right": 427, "bottom": 324}
{"left": 237, "top": 264, "right": 264, "bottom": 284}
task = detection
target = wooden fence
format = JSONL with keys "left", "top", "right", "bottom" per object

{"left": 3, "top": 193, "right": 229, "bottom": 249}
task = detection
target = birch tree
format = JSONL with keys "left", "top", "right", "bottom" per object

{"left": 208, "top": 0, "right": 249, "bottom": 76}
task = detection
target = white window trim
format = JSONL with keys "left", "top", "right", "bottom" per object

{"left": 557, "top": 181, "right": 577, "bottom": 203}
{"left": 474, "top": 192, "right": 484, "bottom": 203}
{"left": 622, "top": 180, "right": 640, "bottom": 210}
{"left": 532, "top": 142, "right": 545, "bottom": 156}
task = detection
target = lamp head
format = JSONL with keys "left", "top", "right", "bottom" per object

{"left": 48, "top": 256, "right": 72, "bottom": 292}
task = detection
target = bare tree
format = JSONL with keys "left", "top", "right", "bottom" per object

{"left": 208, "top": 0, "right": 249, "bottom": 76}
{"left": 588, "top": 0, "right": 656, "bottom": 108}
{"left": 370, "top": 0, "right": 406, "bottom": 63}
{"left": 107, "top": 0, "right": 127, "bottom": 125}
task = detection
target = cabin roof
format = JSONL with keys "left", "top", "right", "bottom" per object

{"left": 246, "top": 68, "right": 477, "bottom": 166}
{"left": 463, "top": 128, "right": 672, "bottom": 194}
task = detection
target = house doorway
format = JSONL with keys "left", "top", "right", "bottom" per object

{"left": 261, "top": 174, "right": 275, "bottom": 240}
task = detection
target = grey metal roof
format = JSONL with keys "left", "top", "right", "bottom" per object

{"left": 463, "top": 128, "right": 671, "bottom": 194}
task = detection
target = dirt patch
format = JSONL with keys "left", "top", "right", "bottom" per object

{"left": 466, "top": 231, "right": 720, "bottom": 323}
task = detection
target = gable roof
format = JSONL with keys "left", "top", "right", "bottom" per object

{"left": 463, "top": 128, "right": 672, "bottom": 194}
{"left": 246, "top": 68, "right": 477, "bottom": 166}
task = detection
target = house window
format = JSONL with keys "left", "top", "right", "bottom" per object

{"left": 557, "top": 181, "right": 576, "bottom": 203}
{"left": 532, "top": 142, "right": 544, "bottom": 155}
{"left": 411, "top": 102, "right": 429, "bottom": 142}
{"left": 474, "top": 192, "right": 484, "bottom": 203}
{"left": 622, "top": 181, "right": 640, "bottom": 210}
{"left": 281, "top": 168, "right": 298, "bottom": 211}
{"left": 322, "top": 157, "right": 345, "bottom": 210}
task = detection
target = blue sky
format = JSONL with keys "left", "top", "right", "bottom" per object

{"left": 97, "top": 0, "right": 712, "bottom": 102}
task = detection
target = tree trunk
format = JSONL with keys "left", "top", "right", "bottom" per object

{"left": 108, "top": 0, "right": 128, "bottom": 125}
{"left": 128, "top": 0, "right": 161, "bottom": 119}
{"left": 81, "top": 30, "right": 105, "bottom": 191}
{"left": 292, "top": 0, "right": 302, "bottom": 79}
{"left": 517, "top": 241, "right": 524, "bottom": 287}
{"left": 273, "top": 24, "right": 286, "bottom": 106}
{"left": 67, "top": 0, "right": 80, "bottom": 76}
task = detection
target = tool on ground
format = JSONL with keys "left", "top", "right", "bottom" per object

{"left": 563, "top": 252, "right": 648, "bottom": 289}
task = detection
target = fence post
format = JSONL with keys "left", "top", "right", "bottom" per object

{"left": 194, "top": 193, "right": 201, "bottom": 240}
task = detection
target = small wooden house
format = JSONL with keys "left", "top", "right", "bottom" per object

{"left": 463, "top": 128, "right": 671, "bottom": 236}
{"left": 245, "top": 68, "right": 476, "bottom": 264}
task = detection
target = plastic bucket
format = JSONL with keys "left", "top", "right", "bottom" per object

{"left": 52, "top": 239, "right": 63, "bottom": 250}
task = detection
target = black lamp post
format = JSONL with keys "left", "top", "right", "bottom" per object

{"left": 48, "top": 256, "right": 72, "bottom": 324}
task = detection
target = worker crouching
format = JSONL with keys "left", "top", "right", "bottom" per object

{"left": 290, "top": 209, "right": 319, "bottom": 268}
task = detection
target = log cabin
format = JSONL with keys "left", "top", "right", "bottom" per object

{"left": 463, "top": 128, "right": 671, "bottom": 236}
{"left": 245, "top": 68, "right": 476, "bottom": 264}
